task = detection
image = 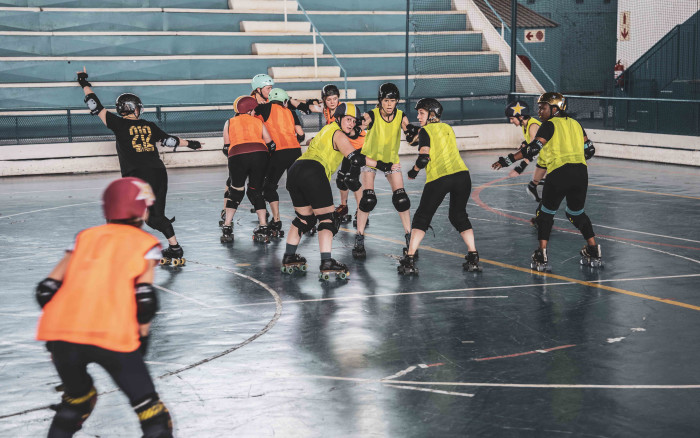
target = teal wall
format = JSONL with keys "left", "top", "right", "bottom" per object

{"left": 503, "top": 26, "right": 562, "bottom": 91}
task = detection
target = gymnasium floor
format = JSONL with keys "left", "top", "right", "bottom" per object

{"left": 1, "top": 152, "right": 699, "bottom": 437}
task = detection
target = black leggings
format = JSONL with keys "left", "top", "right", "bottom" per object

{"left": 126, "top": 167, "right": 174, "bottom": 239}
{"left": 263, "top": 148, "right": 302, "bottom": 202}
{"left": 228, "top": 151, "right": 269, "bottom": 211}
{"left": 50, "top": 341, "right": 156, "bottom": 407}
{"left": 412, "top": 171, "right": 472, "bottom": 232}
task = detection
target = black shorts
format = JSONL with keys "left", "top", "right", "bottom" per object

{"left": 286, "top": 159, "right": 334, "bottom": 209}
{"left": 49, "top": 341, "right": 156, "bottom": 405}
{"left": 540, "top": 163, "right": 588, "bottom": 214}
{"left": 228, "top": 151, "right": 269, "bottom": 190}
{"left": 264, "top": 148, "right": 302, "bottom": 188}
{"left": 412, "top": 171, "right": 471, "bottom": 231}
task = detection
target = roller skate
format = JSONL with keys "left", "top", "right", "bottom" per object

{"left": 319, "top": 258, "right": 350, "bottom": 280}
{"left": 580, "top": 244, "right": 604, "bottom": 268}
{"left": 219, "top": 209, "right": 226, "bottom": 227}
{"left": 463, "top": 251, "right": 483, "bottom": 272}
{"left": 220, "top": 225, "right": 234, "bottom": 243}
{"left": 161, "top": 244, "right": 186, "bottom": 267}
{"left": 352, "top": 211, "right": 368, "bottom": 229}
{"left": 352, "top": 233, "right": 366, "bottom": 259}
{"left": 335, "top": 204, "right": 352, "bottom": 224}
{"left": 253, "top": 225, "right": 271, "bottom": 243}
{"left": 269, "top": 220, "right": 285, "bottom": 238}
{"left": 402, "top": 232, "right": 419, "bottom": 259}
{"left": 397, "top": 254, "right": 418, "bottom": 275}
{"left": 281, "top": 253, "right": 308, "bottom": 274}
{"left": 530, "top": 248, "right": 551, "bottom": 272}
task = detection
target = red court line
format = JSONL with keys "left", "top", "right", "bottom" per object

{"left": 472, "top": 177, "right": 700, "bottom": 251}
{"left": 473, "top": 344, "right": 577, "bottom": 362}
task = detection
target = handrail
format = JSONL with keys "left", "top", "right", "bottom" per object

{"left": 513, "top": 93, "right": 700, "bottom": 104}
{"left": 481, "top": 0, "right": 557, "bottom": 89}
{"left": 295, "top": 1, "right": 349, "bottom": 98}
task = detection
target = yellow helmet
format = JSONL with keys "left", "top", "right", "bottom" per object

{"left": 537, "top": 92, "right": 567, "bottom": 111}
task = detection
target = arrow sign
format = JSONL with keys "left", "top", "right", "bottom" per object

{"left": 524, "top": 28, "right": 545, "bottom": 43}
{"left": 620, "top": 11, "right": 630, "bottom": 41}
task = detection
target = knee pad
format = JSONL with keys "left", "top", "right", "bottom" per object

{"left": 316, "top": 212, "right": 339, "bottom": 236}
{"left": 51, "top": 386, "right": 97, "bottom": 434}
{"left": 263, "top": 183, "right": 279, "bottom": 203}
{"left": 292, "top": 212, "right": 317, "bottom": 235}
{"left": 246, "top": 186, "right": 266, "bottom": 211}
{"left": 535, "top": 207, "right": 555, "bottom": 241}
{"left": 359, "top": 189, "right": 377, "bottom": 213}
{"left": 566, "top": 208, "right": 595, "bottom": 240}
{"left": 448, "top": 211, "right": 472, "bottom": 233}
{"left": 392, "top": 188, "right": 411, "bottom": 212}
{"left": 227, "top": 187, "right": 245, "bottom": 209}
{"left": 133, "top": 394, "right": 173, "bottom": 438}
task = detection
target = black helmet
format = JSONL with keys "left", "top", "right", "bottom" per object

{"left": 378, "top": 82, "right": 400, "bottom": 102}
{"left": 505, "top": 101, "right": 530, "bottom": 118}
{"left": 321, "top": 84, "right": 340, "bottom": 100}
{"left": 116, "top": 93, "right": 143, "bottom": 116}
{"left": 415, "top": 98, "right": 443, "bottom": 121}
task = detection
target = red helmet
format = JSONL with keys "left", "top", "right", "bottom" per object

{"left": 102, "top": 177, "right": 155, "bottom": 221}
{"left": 233, "top": 95, "right": 258, "bottom": 114}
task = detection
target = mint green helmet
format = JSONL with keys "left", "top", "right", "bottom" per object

{"left": 268, "top": 88, "right": 289, "bottom": 103}
{"left": 251, "top": 74, "right": 274, "bottom": 90}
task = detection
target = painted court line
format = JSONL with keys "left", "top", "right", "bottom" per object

{"left": 435, "top": 296, "right": 508, "bottom": 300}
{"left": 385, "top": 384, "right": 475, "bottom": 398}
{"left": 154, "top": 285, "right": 218, "bottom": 309}
{"left": 473, "top": 344, "right": 576, "bottom": 362}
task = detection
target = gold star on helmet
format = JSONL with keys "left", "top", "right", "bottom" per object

{"left": 511, "top": 102, "right": 525, "bottom": 116}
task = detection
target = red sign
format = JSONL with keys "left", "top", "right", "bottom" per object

{"left": 524, "top": 29, "right": 545, "bottom": 43}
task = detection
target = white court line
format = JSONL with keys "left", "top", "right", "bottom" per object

{"left": 305, "top": 375, "right": 700, "bottom": 389}
{"left": 154, "top": 284, "right": 220, "bottom": 309}
{"left": 0, "top": 312, "right": 40, "bottom": 318}
{"left": 385, "top": 384, "right": 475, "bottom": 397}
{"left": 435, "top": 296, "right": 509, "bottom": 300}
{"left": 475, "top": 203, "right": 700, "bottom": 244}
{"left": 593, "top": 273, "right": 700, "bottom": 283}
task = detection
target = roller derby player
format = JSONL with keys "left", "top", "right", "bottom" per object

{"left": 398, "top": 98, "right": 482, "bottom": 275}
{"left": 77, "top": 68, "right": 200, "bottom": 267}
{"left": 492, "top": 92, "right": 602, "bottom": 271}
{"left": 254, "top": 88, "right": 305, "bottom": 238}
{"left": 221, "top": 95, "right": 275, "bottom": 244}
{"left": 35, "top": 177, "right": 173, "bottom": 438}
{"left": 353, "top": 83, "right": 421, "bottom": 259}
{"left": 282, "top": 103, "right": 397, "bottom": 280}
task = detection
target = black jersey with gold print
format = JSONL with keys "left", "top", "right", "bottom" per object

{"left": 106, "top": 112, "right": 170, "bottom": 175}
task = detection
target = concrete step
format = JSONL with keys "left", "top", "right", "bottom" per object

{"left": 252, "top": 43, "right": 323, "bottom": 55}
{"left": 240, "top": 21, "right": 310, "bottom": 33}
{"left": 229, "top": 0, "right": 297, "bottom": 12}
{"left": 269, "top": 65, "right": 340, "bottom": 79}
{"left": 287, "top": 88, "right": 356, "bottom": 100}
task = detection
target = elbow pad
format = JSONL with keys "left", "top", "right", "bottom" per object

{"left": 162, "top": 136, "right": 180, "bottom": 150}
{"left": 523, "top": 139, "right": 544, "bottom": 160}
{"left": 347, "top": 150, "right": 366, "bottom": 167}
{"left": 84, "top": 93, "right": 103, "bottom": 116}
{"left": 135, "top": 283, "right": 158, "bottom": 324}
{"left": 296, "top": 133, "right": 305, "bottom": 143}
{"left": 36, "top": 278, "right": 62, "bottom": 308}
{"left": 415, "top": 153, "right": 430, "bottom": 169}
{"left": 584, "top": 140, "right": 596, "bottom": 160}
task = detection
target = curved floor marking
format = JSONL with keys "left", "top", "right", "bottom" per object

{"left": 0, "top": 260, "right": 282, "bottom": 420}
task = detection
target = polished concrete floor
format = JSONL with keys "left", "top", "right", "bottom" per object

{"left": 1, "top": 152, "right": 700, "bottom": 437}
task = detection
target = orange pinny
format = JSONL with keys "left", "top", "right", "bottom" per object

{"left": 227, "top": 114, "right": 267, "bottom": 157}
{"left": 36, "top": 224, "right": 160, "bottom": 353}
{"left": 256, "top": 104, "right": 299, "bottom": 151}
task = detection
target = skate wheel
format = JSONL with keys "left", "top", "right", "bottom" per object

{"left": 321, "top": 273, "right": 330, "bottom": 280}
{"left": 180, "top": 258, "right": 186, "bottom": 266}
{"left": 172, "top": 259, "right": 180, "bottom": 267}
{"left": 160, "top": 259, "right": 167, "bottom": 265}
{"left": 300, "top": 264, "right": 307, "bottom": 272}
{"left": 281, "top": 266, "right": 287, "bottom": 273}
{"left": 339, "top": 272, "right": 348, "bottom": 280}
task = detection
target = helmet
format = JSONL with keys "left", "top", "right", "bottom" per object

{"left": 415, "top": 98, "right": 443, "bottom": 121}
{"left": 268, "top": 88, "right": 289, "bottom": 104}
{"left": 321, "top": 84, "right": 340, "bottom": 99}
{"left": 333, "top": 102, "right": 360, "bottom": 121}
{"left": 233, "top": 95, "right": 258, "bottom": 114}
{"left": 102, "top": 177, "right": 155, "bottom": 221}
{"left": 115, "top": 93, "right": 143, "bottom": 116}
{"left": 537, "top": 92, "right": 566, "bottom": 111}
{"left": 251, "top": 74, "right": 274, "bottom": 90}
{"left": 378, "top": 82, "right": 400, "bottom": 101}
{"left": 505, "top": 101, "right": 530, "bottom": 118}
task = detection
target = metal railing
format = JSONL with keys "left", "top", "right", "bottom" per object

{"left": 294, "top": 1, "right": 349, "bottom": 98}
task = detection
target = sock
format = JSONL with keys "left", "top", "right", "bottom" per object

{"left": 321, "top": 252, "right": 331, "bottom": 261}
{"left": 285, "top": 243, "right": 298, "bottom": 256}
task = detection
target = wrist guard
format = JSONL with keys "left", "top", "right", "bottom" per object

{"left": 77, "top": 72, "right": 91, "bottom": 88}
{"left": 36, "top": 278, "right": 62, "bottom": 308}
{"left": 222, "top": 144, "right": 230, "bottom": 157}
{"left": 404, "top": 123, "right": 420, "bottom": 145}
{"left": 375, "top": 160, "right": 393, "bottom": 172}
{"left": 584, "top": 140, "right": 595, "bottom": 160}
{"left": 407, "top": 168, "right": 419, "bottom": 179}
{"left": 139, "top": 335, "right": 150, "bottom": 357}
{"left": 84, "top": 93, "right": 103, "bottom": 116}
{"left": 296, "top": 133, "right": 305, "bottom": 143}
{"left": 266, "top": 141, "right": 276, "bottom": 153}
{"left": 513, "top": 160, "right": 529, "bottom": 174}
{"left": 187, "top": 140, "right": 201, "bottom": 150}
{"left": 498, "top": 153, "right": 516, "bottom": 168}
